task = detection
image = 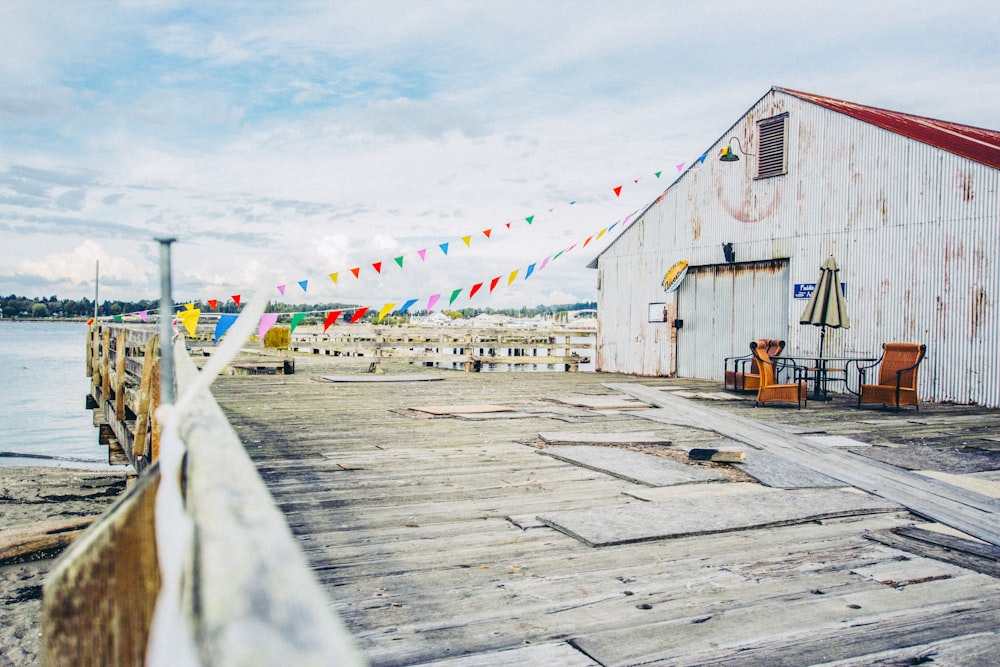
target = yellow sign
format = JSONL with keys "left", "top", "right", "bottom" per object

{"left": 662, "top": 260, "right": 689, "bottom": 293}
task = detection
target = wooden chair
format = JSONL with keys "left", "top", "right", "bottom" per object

{"left": 725, "top": 339, "right": 785, "bottom": 391}
{"left": 857, "top": 343, "right": 927, "bottom": 411}
{"left": 750, "top": 341, "right": 806, "bottom": 408}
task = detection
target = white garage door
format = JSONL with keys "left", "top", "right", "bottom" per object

{"left": 675, "top": 259, "right": 790, "bottom": 380}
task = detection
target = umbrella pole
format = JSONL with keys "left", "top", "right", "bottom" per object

{"left": 816, "top": 326, "right": 827, "bottom": 400}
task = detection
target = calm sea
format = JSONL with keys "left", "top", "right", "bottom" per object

{"left": 0, "top": 321, "right": 115, "bottom": 468}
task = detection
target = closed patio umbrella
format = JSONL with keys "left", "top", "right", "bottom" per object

{"left": 800, "top": 255, "right": 850, "bottom": 359}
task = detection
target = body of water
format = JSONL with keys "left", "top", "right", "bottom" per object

{"left": 0, "top": 321, "right": 113, "bottom": 468}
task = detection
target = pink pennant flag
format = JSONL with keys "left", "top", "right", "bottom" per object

{"left": 139, "top": 310, "right": 148, "bottom": 322}
{"left": 489, "top": 276, "right": 501, "bottom": 292}
{"left": 539, "top": 257, "right": 550, "bottom": 270}
{"left": 258, "top": 313, "right": 279, "bottom": 340}
{"left": 418, "top": 249, "right": 427, "bottom": 261}
{"left": 277, "top": 285, "right": 286, "bottom": 295}
{"left": 426, "top": 294, "right": 441, "bottom": 311}
{"left": 676, "top": 163, "right": 685, "bottom": 172}
{"left": 613, "top": 185, "right": 623, "bottom": 197}
{"left": 469, "top": 282, "right": 483, "bottom": 298}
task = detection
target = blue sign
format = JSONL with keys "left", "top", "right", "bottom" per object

{"left": 794, "top": 283, "right": 847, "bottom": 299}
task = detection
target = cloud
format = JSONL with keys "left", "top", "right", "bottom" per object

{"left": 16, "top": 239, "right": 150, "bottom": 286}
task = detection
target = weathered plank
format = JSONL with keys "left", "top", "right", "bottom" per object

{"left": 0, "top": 516, "right": 96, "bottom": 563}
{"left": 536, "top": 488, "right": 901, "bottom": 547}
{"left": 864, "top": 526, "right": 1000, "bottom": 578}
{"left": 538, "top": 431, "right": 672, "bottom": 445}
{"left": 733, "top": 450, "right": 846, "bottom": 488}
{"left": 537, "top": 445, "right": 724, "bottom": 487}
{"left": 411, "top": 642, "right": 598, "bottom": 666}
{"left": 319, "top": 375, "right": 443, "bottom": 383}
{"left": 607, "top": 383, "right": 1000, "bottom": 547}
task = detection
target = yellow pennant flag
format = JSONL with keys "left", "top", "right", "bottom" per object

{"left": 184, "top": 302, "right": 195, "bottom": 311}
{"left": 329, "top": 272, "right": 339, "bottom": 284}
{"left": 596, "top": 226, "right": 608, "bottom": 240}
{"left": 507, "top": 269, "right": 519, "bottom": 286}
{"left": 176, "top": 309, "right": 201, "bottom": 337}
{"left": 461, "top": 235, "right": 471, "bottom": 247}
{"left": 377, "top": 302, "right": 396, "bottom": 323}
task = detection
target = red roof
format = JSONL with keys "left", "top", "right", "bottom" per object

{"left": 777, "top": 87, "right": 1000, "bottom": 170}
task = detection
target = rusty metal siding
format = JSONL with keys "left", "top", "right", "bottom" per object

{"left": 596, "top": 88, "right": 1000, "bottom": 406}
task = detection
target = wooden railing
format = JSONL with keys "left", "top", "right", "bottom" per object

{"left": 42, "top": 323, "right": 365, "bottom": 665}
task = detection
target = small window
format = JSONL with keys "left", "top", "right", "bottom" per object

{"left": 756, "top": 113, "right": 788, "bottom": 179}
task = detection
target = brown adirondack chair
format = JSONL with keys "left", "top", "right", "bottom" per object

{"left": 725, "top": 339, "right": 785, "bottom": 391}
{"left": 857, "top": 343, "right": 927, "bottom": 411}
{"left": 750, "top": 341, "right": 806, "bottom": 408}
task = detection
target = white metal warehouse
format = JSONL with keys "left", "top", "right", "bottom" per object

{"left": 590, "top": 86, "right": 1000, "bottom": 407}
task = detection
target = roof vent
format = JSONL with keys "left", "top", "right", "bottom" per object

{"left": 756, "top": 113, "right": 788, "bottom": 179}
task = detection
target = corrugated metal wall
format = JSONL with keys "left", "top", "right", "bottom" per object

{"left": 596, "top": 89, "right": 1000, "bottom": 406}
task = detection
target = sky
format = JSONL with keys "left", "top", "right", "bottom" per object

{"left": 2, "top": 1, "right": 999, "bottom": 312}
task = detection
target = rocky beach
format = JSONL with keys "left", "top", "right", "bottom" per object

{"left": 0, "top": 467, "right": 127, "bottom": 665}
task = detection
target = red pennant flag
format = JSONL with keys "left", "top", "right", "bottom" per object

{"left": 349, "top": 307, "right": 369, "bottom": 324}
{"left": 323, "top": 310, "right": 342, "bottom": 331}
{"left": 489, "top": 276, "right": 501, "bottom": 292}
{"left": 482, "top": 229, "right": 492, "bottom": 238}
{"left": 86, "top": 317, "right": 94, "bottom": 325}
{"left": 231, "top": 294, "right": 241, "bottom": 306}
{"left": 583, "top": 235, "right": 594, "bottom": 247}
{"left": 350, "top": 267, "right": 360, "bottom": 279}
{"left": 469, "top": 282, "right": 483, "bottom": 298}
{"left": 372, "top": 261, "right": 382, "bottom": 274}
{"left": 505, "top": 222, "right": 511, "bottom": 229}
{"left": 613, "top": 185, "right": 623, "bottom": 197}
{"left": 208, "top": 299, "right": 218, "bottom": 311}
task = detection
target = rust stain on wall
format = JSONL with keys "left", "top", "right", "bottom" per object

{"left": 971, "top": 287, "right": 987, "bottom": 340}
{"left": 956, "top": 168, "right": 976, "bottom": 202}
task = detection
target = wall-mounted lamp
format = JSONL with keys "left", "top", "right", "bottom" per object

{"left": 719, "top": 137, "right": 753, "bottom": 162}
{"left": 722, "top": 242, "right": 736, "bottom": 263}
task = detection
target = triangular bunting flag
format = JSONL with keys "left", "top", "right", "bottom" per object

{"left": 449, "top": 288, "right": 462, "bottom": 305}
{"left": 185, "top": 303, "right": 195, "bottom": 311}
{"left": 634, "top": 178, "right": 641, "bottom": 184}
{"left": 698, "top": 154, "right": 707, "bottom": 164}
{"left": 461, "top": 235, "right": 471, "bottom": 247}
{"left": 232, "top": 294, "right": 241, "bottom": 307}
{"left": 613, "top": 185, "right": 622, "bottom": 197}
{"left": 207, "top": 299, "right": 218, "bottom": 311}
{"left": 482, "top": 229, "right": 492, "bottom": 238}
{"left": 582, "top": 235, "right": 594, "bottom": 247}
{"left": 298, "top": 280, "right": 308, "bottom": 292}
{"left": 377, "top": 303, "right": 396, "bottom": 323}
{"left": 539, "top": 257, "right": 550, "bottom": 270}
{"left": 214, "top": 314, "right": 238, "bottom": 342}
{"left": 525, "top": 263, "right": 536, "bottom": 279}
{"left": 394, "top": 256, "right": 404, "bottom": 268}
{"left": 329, "top": 272, "right": 339, "bottom": 284}
{"left": 113, "top": 315, "right": 123, "bottom": 323}
{"left": 426, "top": 294, "right": 441, "bottom": 311}
{"left": 508, "top": 270, "right": 519, "bottom": 286}
{"left": 139, "top": 311, "right": 148, "bottom": 322}
{"left": 290, "top": 313, "right": 308, "bottom": 332}
{"left": 596, "top": 227, "right": 608, "bottom": 240}
{"left": 505, "top": 222, "right": 512, "bottom": 229}
{"left": 418, "top": 249, "right": 427, "bottom": 261}
{"left": 553, "top": 250, "right": 565, "bottom": 260}
{"left": 349, "top": 307, "right": 369, "bottom": 324}
{"left": 177, "top": 309, "right": 201, "bottom": 337}
{"left": 525, "top": 215, "right": 534, "bottom": 224}
{"left": 399, "top": 298, "right": 419, "bottom": 314}
{"left": 469, "top": 282, "right": 483, "bottom": 298}
{"left": 439, "top": 242, "right": 449, "bottom": 255}
{"left": 675, "top": 163, "right": 685, "bottom": 172}
{"left": 655, "top": 171, "right": 663, "bottom": 178}
{"left": 608, "top": 221, "right": 619, "bottom": 231}
{"left": 372, "top": 262, "right": 382, "bottom": 274}
{"left": 323, "top": 310, "right": 342, "bottom": 332}
{"left": 258, "top": 313, "right": 279, "bottom": 340}
{"left": 350, "top": 267, "right": 360, "bottom": 279}
{"left": 489, "top": 276, "right": 501, "bottom": 292}
{"left": 277, "top": 285, "right": 286, "bottom": 295}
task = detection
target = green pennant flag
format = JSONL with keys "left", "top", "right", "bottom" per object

{"left": 654, "top": 171, "right": 662, "bottom": 178}
{"left": 394, "top": 256, "right": 404, "bottom": 268}
{"left": 113, "top": 315, "right": 123, "bottom": 323}
{"left": 449, "top": 288, "right": 463, "bottom": 305}
{"left": 525, "top": 215, "right": 534, "bottom": 224}
{"left": 290, "top": 313, "right": 308, "bottom": 332}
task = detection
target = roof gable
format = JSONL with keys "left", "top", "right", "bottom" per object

{"left": 777, "top": 87, "right": 1000, "bottom": 170}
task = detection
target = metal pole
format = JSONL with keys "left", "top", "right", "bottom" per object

{"left": 94, "top": 260, "right": 99, "bottom": 319}
{"left": 156, "top": 238, "right": 177, "bottom": 407}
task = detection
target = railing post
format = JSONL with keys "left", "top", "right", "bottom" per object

{"left": 155, "top": 237, "right": 176, "bottom": 408}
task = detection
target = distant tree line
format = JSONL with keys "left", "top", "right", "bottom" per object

{"left": 1, "top": 294, "right": 597, "bottom": 321}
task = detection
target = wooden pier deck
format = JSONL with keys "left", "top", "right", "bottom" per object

{"left": 210, "top": 357, "right": 1000, "bottom": 666}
